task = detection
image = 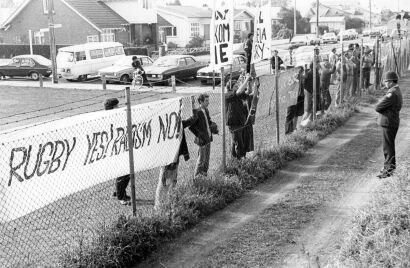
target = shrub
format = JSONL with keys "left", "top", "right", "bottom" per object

{"left": 186, "top": 36, "right": 205, "bottom": 48}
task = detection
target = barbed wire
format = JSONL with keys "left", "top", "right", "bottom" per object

{"left": 0, "top": 89, "right": 124, "bottom": 121}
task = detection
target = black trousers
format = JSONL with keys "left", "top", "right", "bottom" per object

{"left": 116, "top": 175, "right": 130, "bottom": 200}
{"left": 382, "top": 126, "right": 399, "bottom": 170}
{"left": 246, "top": 55, "right": 251, "bottom": 73}
{"left": 362, "top": 67, "right": 371, "bottom": 89}
{"left": 285, "top": 105, "right": 297, "bottom": 134}
{"left": 230, "top": 126, "right": 246, "bottom": 159}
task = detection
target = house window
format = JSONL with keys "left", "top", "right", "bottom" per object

{"left": 87, "top": 35, "right": 99, "bottom": 42}
{"left": 101, "top": 29, "right": 115, "bottom": 42}
{"left": 75, "top": 51, "right": 86, "bottom": 61}
{"left": 34, "top": 31, "right": 45, "bottom": 45}
{"left": 234, "top": 21, "right": 242, "bottom": 31}
{"left": 90, "top": 49, "right": 104, "bottom": 59}
{"left": 190, "top": 22, "right": 200, "bottom": 37}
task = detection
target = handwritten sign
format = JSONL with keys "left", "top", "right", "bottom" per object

{"left": 210, "top": 0, "right": 234, "bottom": 69}
{"left": 251, "top": 4, "right": 271, "bottom": 65}
{"left": 0, "top": 98, "right": 183, "bottom": 223}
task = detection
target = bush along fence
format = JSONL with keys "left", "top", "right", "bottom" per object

{"left": 1, "top": 37, "right": 410, "bottom": 268}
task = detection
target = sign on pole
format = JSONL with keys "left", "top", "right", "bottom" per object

{"left": 252, "top": 4, "right": 271, "bottom": 75}
{"left": 210, "top": 0, "right": 234, "bottom": 70}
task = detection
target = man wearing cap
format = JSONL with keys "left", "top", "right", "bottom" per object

{"left": 362, "top": 47, "right": 373, "bottom": 90}
{"left": 375, "top": 71, "right": 403, "bottom": 179}
{"left": 104, "top": 98, "right": 131, "bottom": 205}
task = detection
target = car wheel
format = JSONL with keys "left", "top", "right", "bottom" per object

{"left": 78, "top": 74, "right": 87, "bottom": 82}
{"left": 120, "top": 74, "right": 130, "bottom": 84}
{"left": 30, "top": 72, "right": 39, "bottom": 81}
{"left": 193, "top": 74, "right": 197, "bottom": 80}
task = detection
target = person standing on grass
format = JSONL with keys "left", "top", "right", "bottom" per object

{"left": 225, "top": 76, "right": 250, "bottom": 159}
{"left": 362, "top": 47, "right": 373, "bottom": 91}
{"left": 244, "top": 33, "right": 254, "bottom": 74}
{"left": 154, "top": 97, "right": 196, "bottom": 211}
{"left": 375, "top": 71, "right": 403, "bottom": 179}
{"left": 300, "top": 62, "right": 320, "bottom": 127}
{"left": 329, "top": 48, "right": 338, "bottom": 84}
{"left": 285, "top": 66, "right": 304, "bottom": 134}
{"left": 320, "top": 61, "right": 335, "bottom": 112}
{"left": 105, "top": 98, "right": 131, "bottom": 206}
{"left": 335, "top": 53, "right": 349, "bottom": 107}
{"left": 187, "top": 94, "right": 219, "bottom": 177}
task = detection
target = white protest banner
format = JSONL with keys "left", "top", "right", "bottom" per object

{"left": 251, "top": 4, "right": 271, "bottom": 75}
{"left": 0, "top": 98, "right": 183, "bottom": 223}
{"left": 210, "top": 0, "right": 234, "bottom": 70}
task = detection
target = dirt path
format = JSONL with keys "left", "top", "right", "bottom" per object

{"left": 139, "top": 81, "right": 410, "bottom": 268}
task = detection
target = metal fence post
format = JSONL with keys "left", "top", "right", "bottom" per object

{"left": 274, "top": 56, "right": 280, "bottom": 145}
{"left": 220, "top": 67, "right": 226, "bottom": 172}
{"left": 171, "top": 75, "right": 176, "bottom": 92}
{"left": 340, "top": 43, "right": 344, "bottom": 104}
{"left": 125, "top": 87, "right": 137, "bottom": 216}
{"left": 39, "top": 73, "right": 43, "bottom": 88}
{"left": 102, "top": 74, "right": 106, "bottom": 90}
{"left": 359, "top": 39, "right": 364, "bottom": 96}
{"left": 212, "top": 70, "right": 215, "bottom": 91}
{"left": 313, "top": 50, "right": 317, "bottom": 121}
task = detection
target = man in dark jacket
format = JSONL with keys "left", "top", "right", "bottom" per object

{"left": 375, "top": 71, "right": 403, "bottom": 179}
{"left": 186, "top": 94, "right": 218, "bottom": 177}
{"left": 270, "top": 50, "right": 284, "bottom": 71}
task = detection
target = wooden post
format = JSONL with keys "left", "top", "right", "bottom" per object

{"left": 125, "top": 87, "right": 137, "bottom": 216}
{"left": 47, "top": 0, "right": 58, "bottom": 84}
{"left": 102, "top": 74, "right": 107, "bottom": 90}
{"left": 275, "top": 56, "right": 280, "bottom": 145}
{"left": 171, "top": 75, "right": 176, "bottom": 92}
{"left": 39, "top": 73, "right": 43, "bottom": 88}
{"left": 340, "top": 42, "right": 344, "bottom": 105}
{"left": 359, "top": 39, "right": 363, "bottom": 96}
{"left": 29, "top": 29, "right": 33, "bottom": 55}
{"left": 313, "top": 49, "right": 317, "bottom": 121}
{"left": 374, "top": 38, "right": 380, "bottom": 90}
{"left": 220, "top": 67, "right": 226, "bottom": 171}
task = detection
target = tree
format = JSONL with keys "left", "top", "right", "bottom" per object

{"left": 381, "top": 9, "right": 395, "bottom": 23}
{"left": 278, "top": 7, "right": 310, "bottom": 35}
{"left": 345, "top": 17, "right": 365, "bottom": 30}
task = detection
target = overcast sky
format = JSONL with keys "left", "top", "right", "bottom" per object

{"left": 178, "top": 0, "right": 410, "bottom": 13}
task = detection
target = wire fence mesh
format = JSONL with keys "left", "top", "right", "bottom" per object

{"left": 1, "top": 37, "right": 410, "bottom": 267}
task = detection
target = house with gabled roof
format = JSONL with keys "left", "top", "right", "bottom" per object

{"left": 0, "top": 0, "right": 158, "bottom": 46}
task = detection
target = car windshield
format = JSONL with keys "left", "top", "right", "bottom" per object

{"left": 153, "top": 57, "right": 178, "bottom": 67}
{"left": 115, "top": 56, "right": 132, "bottom": 67}
{"left": 324, "top": 33, "right": 335, "bottom": 37}
{"left": 57, "top": 51, "right": 74, "bottom": 63}
{"left": 33, "top": 55, "right": 51, "bottom": 66}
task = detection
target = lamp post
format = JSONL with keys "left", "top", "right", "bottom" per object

{"left": 316, "top": 0, "right": 319, "bottom": 38}
{"left": 294, "top": 0, "right": 297, "bottom": 36}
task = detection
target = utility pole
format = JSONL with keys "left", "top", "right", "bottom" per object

{"left": 316, "top": 0, "right": 319, "bottom": 37}
{"left": 369, "top": 0, "right": 372, "bottom": 31}
{"left": 47, "top": 0, "right": 58, "bottom": 84}
{"left": 294, "top": 0, "right": 297, "bottom": 36}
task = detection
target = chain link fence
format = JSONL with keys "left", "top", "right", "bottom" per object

{"left": 1, "top": 37, "right": 410, "bottom": 267}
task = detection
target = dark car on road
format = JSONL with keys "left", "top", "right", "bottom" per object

{"left": 0, "top": 55, "right": 52, "bottom": 80}
{"left": 197, "top": 54, "right": 247, "bottom": 85}
{"left": 144, "top": 55, "right": 207, "bottom": 86}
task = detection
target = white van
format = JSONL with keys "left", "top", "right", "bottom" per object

{"left": 57, "top": 42, "right": 125, "bottom": 81}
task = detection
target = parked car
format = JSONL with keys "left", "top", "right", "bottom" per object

{"left": 362, "top": 29, "right": 371, "bottom": 37}
{"left": 322, "top": 32, "right": 338, "bottom": 44}
{"left": 306, "top": 34, "right": 321, "bottom": 45}
{"left": 289, "top": 35, "right": 309, "bottom": 49}
{"left": 144, "top": 55, "right": 207, "bottom": 86}
{"left": 0, "top": 55, "right": 52, "bottom": 80}
{"left": 369, "top": 30, "right": 381, "bottom": 38}
{"left": 292, "top": 46, "right": 324, "bottom": 67}
{"left": 197, "top": 54, "right": 247, "bottom": 85}
{"left": 337, "top": 31, "right": 352, "bottom": 40}
{"left": 98, "top": 55, "right": 153, "bottom": 84}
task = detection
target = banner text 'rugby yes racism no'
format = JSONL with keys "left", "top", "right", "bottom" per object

{"left": 0, "top": 98, "right": 183, "bottom": 223}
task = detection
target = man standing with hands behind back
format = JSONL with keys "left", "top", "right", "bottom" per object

{"left": 375, "top": 71, "right": 403, "bottom": 179}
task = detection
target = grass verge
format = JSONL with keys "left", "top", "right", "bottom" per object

{"left": 60, "top": 104, "right": 356, "bottom": 268}
{"left": 337, "top": 164, "right": 410, "bottom": 267}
